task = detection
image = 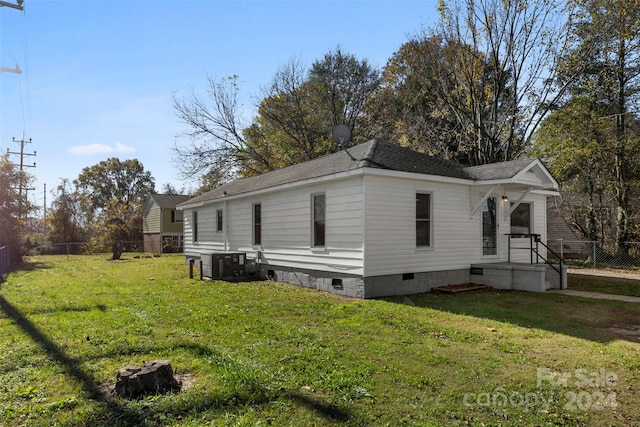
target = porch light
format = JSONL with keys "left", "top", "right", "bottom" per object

{"left": 501, "top": 195, "right": 509, "bottom": 202}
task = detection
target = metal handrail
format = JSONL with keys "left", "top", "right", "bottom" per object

{"left": 506, "top": 234, "right": 565, "bottom": 289}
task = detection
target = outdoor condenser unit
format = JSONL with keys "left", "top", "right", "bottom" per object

{"left": 209, "top": 252, "right": 246, "bottom": 279}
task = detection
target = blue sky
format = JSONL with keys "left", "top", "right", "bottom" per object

{"left": 1, "top": 0, "right": 439, "bottom": 207}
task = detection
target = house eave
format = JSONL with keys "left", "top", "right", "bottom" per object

{"left": 178, "top": 168, "right": 367, "bottom": 209}
{"left": 362, "top": 167, "right": 472, "bottom": 185}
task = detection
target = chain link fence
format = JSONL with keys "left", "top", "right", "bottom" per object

{"left": 548, "top": 239, "right": 640, "bottom": 270}
{"left": 30, "top": 241, "right": 145, "bottom": 259}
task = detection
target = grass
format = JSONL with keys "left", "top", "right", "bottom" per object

{"left": 0, "top": 255, "right": 638, "bottom": 426}
{"left": 568, "top": 273, "right": 640, "bottom": 297}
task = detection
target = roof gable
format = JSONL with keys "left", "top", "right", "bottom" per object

{"left": 465, "top": 158, "right": 558, "bottom": 190}
{"left": 147, "top": 194, "right": 191, "bottom": 209}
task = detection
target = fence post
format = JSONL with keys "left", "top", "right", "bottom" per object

{"left": 593, "top": 241, "right": 596, "bottom": 268}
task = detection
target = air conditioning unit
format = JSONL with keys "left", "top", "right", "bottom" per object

{"left": 209, "top": 252, "right": 246, "bottom": 280}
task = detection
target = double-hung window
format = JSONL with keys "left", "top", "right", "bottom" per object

{"left": 416, "top": 193, "right": 432, "bottom": 247}
{"left": 171, "top": 210, "right": 183, "bottom": 223}
{"left": 192, "top": 211, "right": 199, "bottom": 243}
{"left": 216, "top": 209, "right": 223, "bottom": 232}
{"left": 312, "top": 194, "right": 326, "bottom": 247}
{"left": 253, "top": 203, "right": 262, "bottom": 245}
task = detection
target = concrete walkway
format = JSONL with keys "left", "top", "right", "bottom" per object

{"left": 548, "top": 289, "right": 640, "bottom": 303}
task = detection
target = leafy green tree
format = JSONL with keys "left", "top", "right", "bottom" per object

{"left": 532, "top": 98, "right": 613, "bottom": 241}
{"left": 241, "top": 49, "right": 380, "bottom": 176}
{"left": 0, "top": 154, "right": 22, "bottom": 263}
{"left": 46, "top": 179, "right": 87, "bottom": 252}
{"left": 539, "top": 0, "right": 640, "bottom": 250}
{"left": 75, "top": 158, "right": 155, "bottom": 259}
{"left": 0, "top": 153, "right": 36, "bottom": 263}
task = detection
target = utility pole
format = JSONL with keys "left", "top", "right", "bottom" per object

{"left": 7, "top": 137, "right": 36, "bottom": 221}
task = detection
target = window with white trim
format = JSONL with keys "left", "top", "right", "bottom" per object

{"left": 312, "top": 194, "right": 326, "bottom": 247}
{"left": 253, "top": 203, "right": 262, "bottom": 245}
{"left": 216, "top": 209, "right": 223, "bottom": 232}
{"left": 192, "top": 211, "right": 199, "bottom": 242}
{"left": 510, "top": 202, "right": 531, "bottom": 235}
{"left": 416, "top": 193, "right": 432, "bottom": 247}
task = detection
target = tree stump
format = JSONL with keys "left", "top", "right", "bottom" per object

{"left": 115, "top": 360, "right": 181, "bottom": 398}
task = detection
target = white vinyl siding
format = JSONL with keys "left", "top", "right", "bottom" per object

{"left": 180, "top": 170, "right": 551, "bottom": 279}
{"left": 182, "top": 176, "right": 364, "bottom": 274}
{"left": 363, "top": 175, "right": 512, "bottom": 277}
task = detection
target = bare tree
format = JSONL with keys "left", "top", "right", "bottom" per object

{"left": 432, "top": 0, "right": 585, "bottom": 164}
{"left": 173, "top": 49, "right": 381, "bottom": 182}
{"left": 171, "top": 75, "right": 248, "bottom": 186}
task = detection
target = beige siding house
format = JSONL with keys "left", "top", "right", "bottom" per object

{"left": 143, "top": 194, "right": 191, "bottom": 255}
{"left": 178, "top": 140, "right": 564, "bottom": 298}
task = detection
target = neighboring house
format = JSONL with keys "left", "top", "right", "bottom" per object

{"left": 178, "top": 140, "right": 564, "bottom": 298}
{"left": 143, "top": 194, "right": 191, "bottom": 255}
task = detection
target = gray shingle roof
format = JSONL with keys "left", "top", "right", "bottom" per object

{"left": 464, "top": 158, "right": 537, "bottom": 181}
{"left": 179, "top": 140, "right": 550, "bottom": 207}
{"left": 149, "top": 194, "right": 191, "bottom": 208}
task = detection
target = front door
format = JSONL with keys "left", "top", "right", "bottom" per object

{"left": 482, "top": 197, "right": 497, "bottom": 255}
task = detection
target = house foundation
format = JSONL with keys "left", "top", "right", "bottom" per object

{"left": 259, "top": 262, "right": 566, "bottom": 298}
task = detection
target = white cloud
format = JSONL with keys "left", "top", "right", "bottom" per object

{"left": 68, "top": 142, "right": 137, "bottom": 155}
{"left": 114, "top": 142, "right": 137, "bottom": 153}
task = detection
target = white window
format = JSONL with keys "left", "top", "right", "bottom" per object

{"left": 416, "top": 193, "right": 432, "bottom": 247}
{"left": 253, "top": 203, "right": 261, "bottom": 245}
{"left": 171, "top": 235, "right": 184, "bottom": 248}
{"left": 312, "top": 194, "right": 326, "bottom": 247}
{"left": 192, "top": 211, "right": 198, "bottom": 243}
{"left": 216, "top": 209, "right": 223, "bottom": 232}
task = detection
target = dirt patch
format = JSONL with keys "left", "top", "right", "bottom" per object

{"left": 432, "top": 284, "right": 493, "bottom": 294}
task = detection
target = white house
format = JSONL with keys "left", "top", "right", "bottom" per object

{"left": 177, "top": 140, "right": 565, "bottom": 298}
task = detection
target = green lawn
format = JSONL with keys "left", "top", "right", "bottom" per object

{"left": 569, "top": 273, "right": 640, "bottom": 297}
{"left": 0, "top": 255, "right": 638, "bottom": 426}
